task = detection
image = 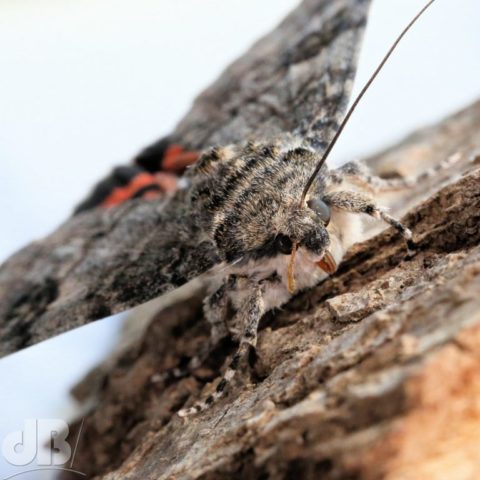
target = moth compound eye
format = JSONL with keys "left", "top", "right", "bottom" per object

{"left": 307, "top": 198, "right": 331, "bottom": 226}
{"left": 275, "top": 234, "right": 293, "bottom": 255}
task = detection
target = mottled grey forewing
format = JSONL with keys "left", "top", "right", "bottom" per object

{"left": 0, "top": 194, "right": 219, "bottom": 357}
{"left": 173, "top": 0, "right": 371, "bottom": 151}
{"left": 0, "top": 0, "right": 370, "bottom": 357}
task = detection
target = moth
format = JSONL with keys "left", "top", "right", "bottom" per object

{"left": 0, "top": 0, "right": 435, "bottom": 414}
{"left": 172, "top": 2, "right": 432, "bottom": 416}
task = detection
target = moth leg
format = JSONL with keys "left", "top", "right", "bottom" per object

{"left": 204, "top": 276, "right": 236, "bottom": 345}
{"left": 329, "top": 155, "right": 461, "bottom": 193}
{"left": 324, "top": 190, "right": 416, "bottom": 254}
{"left": 178, "top": 280, "right": 265, "bottom": 418}
{"left": 183, "top": 276, "right": 235, "bottom": 374}
{"left": 329, "top": 161, "right": 413, "bottom": 193}
{"left": 164, "top": 277, "right": 235, "bottom": 382}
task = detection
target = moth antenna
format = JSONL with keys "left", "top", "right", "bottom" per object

{"left": 300, "top": 0, "right": 437, "bottom": 205}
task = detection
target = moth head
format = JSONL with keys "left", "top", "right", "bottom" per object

{"left": 273, "top": 197, "right": 338, "bottom": 282}
{"left": 277, "top": 200, "right": 332, "bottom": 255}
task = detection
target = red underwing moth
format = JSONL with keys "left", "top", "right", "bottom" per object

{"left": 0, "top": 1, "right": 438, "bottom": 417}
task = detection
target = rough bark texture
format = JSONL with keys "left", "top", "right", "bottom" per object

{"left": 1, "top": 0, "right": 479, "bottom": 477}
{"left": 64, "top": 101, "right": 480, "bottom": 480}
{"left": 0, "top": 0, "right": 371, "bottom": 357}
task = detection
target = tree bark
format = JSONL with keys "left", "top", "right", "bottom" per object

{"left": 1, "top": 0, "right": 479, "bottom": 477}
{"left": 65, "top": 101, "right": 480, "bottom": 479}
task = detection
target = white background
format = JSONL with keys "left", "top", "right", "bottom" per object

{"left": 0, "top": 0, "right": 479, "bottom": 478}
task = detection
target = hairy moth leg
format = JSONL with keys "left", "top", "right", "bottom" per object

{"left": 154, "top": 277, "right": 235, "bottom": 383}
{"left": 178, "top": 281, "right": 265, "bottom": 418}
{"left": 173, "top": 277, "right": 235, "bottom": 378}
{"left": 324, "top": 190, "right": 415, "bottom": 254}
{"left": 204, "top": 276, "right": 237, "bottom": 345}
{"left": 329, "top": 155, "right": 462, "bottom": 193}
{"left": 329, "top": 161, "right": 416, "bottom": 193}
